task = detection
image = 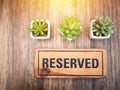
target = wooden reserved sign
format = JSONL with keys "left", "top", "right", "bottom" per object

{"left": 35, "top": 49, "right": 107, "bottom": 78}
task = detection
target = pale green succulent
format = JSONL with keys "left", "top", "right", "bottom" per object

{"left": 59, "top": 16, "right": 83, "bottom": 40}
{"left": 92, "top": 17, "right": 114, "bottom": 36}
{"left": 28, "top": 20, "right": 48, "bottom": 37}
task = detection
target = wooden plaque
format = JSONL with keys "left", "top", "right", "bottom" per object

{"left": 35, "top": 49, "right": 107, "bottom": 78}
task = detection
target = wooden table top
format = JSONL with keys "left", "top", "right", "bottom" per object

{"left": 0, "top": 0, "right": 120, "bottom": 90}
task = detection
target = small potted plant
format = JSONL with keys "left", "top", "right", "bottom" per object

{"left": 90, "top": 16, "right": 114, "bottom": 39}
{"left": 58, "top": 16, "right": 83, "bottom": 41}
{"left": 28, "top": 20, "right": 50, "bottom": 39}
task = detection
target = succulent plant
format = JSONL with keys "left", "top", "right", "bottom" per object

{"left": 28, "top": 20, "right": 48, "bottom": 37}
{"left": 92, "top": 16, "right": 114, "bottom": 36}
{"left": 58, "top": 16, "right": 83, "bottom": 40}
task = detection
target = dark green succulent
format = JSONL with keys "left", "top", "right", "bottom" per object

{"left": 58, "top": 16, "right": 83, "bottom": 40}
{"left": 28, "top": 20, "right": 48, "bottom": 37}
{"left": 92, "top": 17, "right": 114, "bottom": 36}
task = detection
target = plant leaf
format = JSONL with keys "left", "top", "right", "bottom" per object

{"left": 34, "top": 32, "right": 39, "bottom": 37}
{"left": 67, "top": 33, "right": 72, "bottom": 38}
{"left": 72, "top": 36, "right": 77, "bottom": 40}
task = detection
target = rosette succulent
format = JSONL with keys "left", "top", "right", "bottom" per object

{"left": 28, "top": 20, "right": 48, "bottom": 37}
{"left": 92, "top": 17, "right": 114, "bottom": 36}
{"left": 58, "top": 16, "right": 83, "bottom": 40}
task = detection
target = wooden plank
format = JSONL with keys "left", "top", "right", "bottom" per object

{"left": 0, "top": 0, "right": 120, "bottom": 90}
{"left": 35, "top": 49, "right": 107, "bottom": 78}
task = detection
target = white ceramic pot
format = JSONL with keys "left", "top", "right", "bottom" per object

{"left": 90, "top": 20, "right": 110, "bottom": 39}
{"left": 58, "top": 26, "right": 82, "bottom": 41}
{"left": 30, "top": 20, "right": 50, "bottom": 39}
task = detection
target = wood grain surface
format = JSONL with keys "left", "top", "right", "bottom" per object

{"left": 0, "top": 0, "right": 120, "bottom": 90}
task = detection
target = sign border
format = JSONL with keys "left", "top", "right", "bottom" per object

{"left": 37, "top": 50, "right": 104, "bottom": 76}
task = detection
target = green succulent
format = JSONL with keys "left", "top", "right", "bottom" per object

{"left": 58, "top": 16, "right": 83, "bottom": 40}
{"left": 28, "top": 20, "right": 48, "bottom": 37}
{"left": 92, "top": 16, "right": 114, "bottom": 36}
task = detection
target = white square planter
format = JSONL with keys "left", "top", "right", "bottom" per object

{"left": 90, "top": 20, "right": 110, "bottom": 39}
{"left": 58, "top": 26, "right": 83, "bottom": 41}
{"left": 30, "top": 20, "right": 50, "bottom": 39}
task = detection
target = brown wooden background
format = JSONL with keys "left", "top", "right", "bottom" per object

{"left": 0, "top": 0, "right": 120, "bottom": 90}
